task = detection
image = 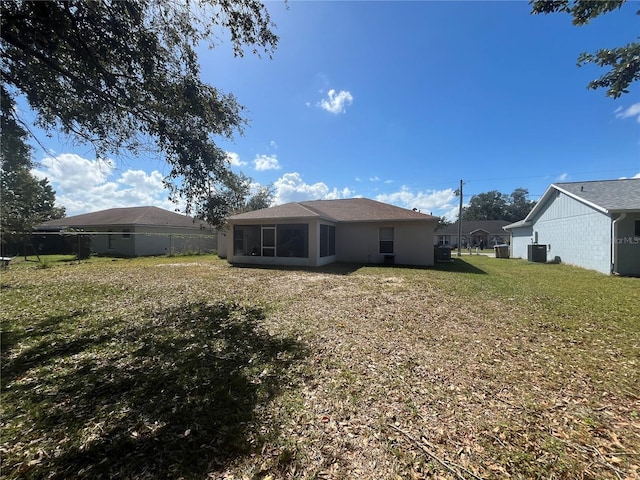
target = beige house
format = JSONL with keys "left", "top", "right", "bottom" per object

{"left": 37, "top": 206, "right": 215, "bottom": 257}
{"left": 220, "top": 198, "right": 437, "bottom": 267}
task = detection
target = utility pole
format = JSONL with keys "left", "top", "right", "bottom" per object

{"left": 456, "top": 179, "right": 464, "bottom": 257}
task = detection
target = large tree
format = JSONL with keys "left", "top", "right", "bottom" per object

{"left": 1, "top": 0, "right": 278, "bottom": 226}
{"left": 202, "top": 171, "right": 274, "bottom": 220}
{"left": 506, "top": 187, "right": 537, "bottom": 222}
{"left": 462, "top": 188, "right": 536, "bottom": 222}
{"left": 530, "top": 0, "right": 639, "bottom": 98}
{"left": 462, "top": 190, "right": 508, "bottom": 222}
{"left": 1, "top": 90, "right": 66, "bottom": 256}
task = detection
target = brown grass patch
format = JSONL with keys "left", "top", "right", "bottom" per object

{"left": 1, "top": 255, "right": 639, "bottom": 479}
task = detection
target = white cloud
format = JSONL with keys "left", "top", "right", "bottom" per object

{"left": 556, "top": 172, "right": 569, "bottom": 182}
{"left": 32, "top": 153, "right": 180, "bottom": 216}
{"left": 369, "top": 176, "right": 380, "bottom": 182}
{"left": 273, "top": 172, "right": 353, "bottom": 205}
{"left": 226, "top": 151, "right": 247, "bottom": 167}
{"left": 615, "top": 103, "right": 640, "bottom": 123}
{"left": 270, "top": 140, "right": 278, "bottom": 149}
{"left": 254, "top": 154, "right": 281, "bottom": 171}
{"left": 33, "top": 153, "right": 114, "bottom": 190}
{"left": 619, "top": 172, "right": 640, "bottom": 179}
{"left": 375, "top": 186, "right": 458, "bottom": 220}
{"left": 318, "top": 89, "right": 354, "bottom": 114}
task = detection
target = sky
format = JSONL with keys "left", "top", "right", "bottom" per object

{"left": 27, "top": 1, "right": 640, "bottom": 220}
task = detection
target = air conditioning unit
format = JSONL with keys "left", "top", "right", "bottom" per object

{"left": 527, "top": 244, "right": 547, "bottom": 263}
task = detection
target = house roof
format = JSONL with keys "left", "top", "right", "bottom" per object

{"left": 504, "top": 178, "right": 640, "bottom": 230}
{"left": 554, "top": 179, "right": 640, "bottom": 212}
{"left": 437, "top": 220, "right": 511, "bottom": 236}
{"left": 38, "top": 206, "right": 203, "bottom": 230}
{"left": 229, "top": 198, "right": 437, "bottom": 223}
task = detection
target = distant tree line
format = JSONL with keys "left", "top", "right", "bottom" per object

{"left": 462, "top": 188, "right": 536, "bottom": 223}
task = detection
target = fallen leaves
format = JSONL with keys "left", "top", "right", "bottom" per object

{"left": 1, "top": 256, "right": 639, "bottom": 479}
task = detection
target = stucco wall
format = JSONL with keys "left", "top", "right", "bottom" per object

{"left": 529, "top": 191, "right": 612, "bottom": 274}
{"left": 336, "top": 221, "right": 434, "bottom": 266}
{"left": 227, "top": 219, "right": 434, "bottom": 267}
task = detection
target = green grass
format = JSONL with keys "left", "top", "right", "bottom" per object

{"left": 1, "top": 255, "right": 639, "bottom": 479}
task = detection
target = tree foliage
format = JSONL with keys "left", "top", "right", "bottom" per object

{"left": 462, "top": 188, "right": 536, "bottom": 222}
{"left": 202, "top": 172, "right": 274, "bottom": 221}
{"left": 530, "top": 0, "right": 639, "bottom": 98}
{"left": 1, "top": 0, "right": 278, "bottom": 226}
{"left": 1, "top": 90, "right": 66, "bottom": 253}
{"left": 435, "top": 216, "right": 452, "bottom": 231}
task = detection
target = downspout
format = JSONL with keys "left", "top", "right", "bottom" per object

{"left": 611, "top": 213, "right": 626, "bottom": 275}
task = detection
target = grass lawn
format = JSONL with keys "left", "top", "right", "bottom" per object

{"left": 1, "top": 255, "right": 639, "bottom": 479}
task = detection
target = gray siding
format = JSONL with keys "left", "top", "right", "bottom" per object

{"left": 509, "top": 224, "right": 533, "bottom": 259}
{"left": 530, "top": 191, "right": 611, "bottom": 274}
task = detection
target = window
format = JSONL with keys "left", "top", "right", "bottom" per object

{"left": 122, "top": 229, "right": 130, "bottom": 239}
{"left": 379, "top": 227, "right": 394, "bottom": 254}
{"left": 438, "top": 235, "right": 449, "bottom": 246}
{"left": 277, "top": 224, "right": 308, "bottom": 258}
{"left": 320, "top": 224, "right": 336, "bottom": 257}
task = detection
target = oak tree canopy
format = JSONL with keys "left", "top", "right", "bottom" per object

{"left": 1, "top": 0, "right": 278, "bottom": 226}
{"left": 530, "top": 0, "right": 639, "bottom": 98}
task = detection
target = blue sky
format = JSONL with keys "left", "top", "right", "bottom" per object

{"left": 30, "top": 1, "right": 640, "bottom": 220}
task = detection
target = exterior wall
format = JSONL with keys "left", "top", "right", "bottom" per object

{"left": 529, "top": 191, "right": 612, "bottom": 274}
{"left": 508, "top": 225, "right": 533, "bottom": 259}
{"left": 336, "top": 221, "right": 434, "bottom": 266}
{"left": 614, "top": 213, "right": 640, "bottom": 276}
{"left": 217, "top": 227, "right": 229, "bottom": 259}
{"left": 227, "top": 220, "right": 434, "bottom": 267}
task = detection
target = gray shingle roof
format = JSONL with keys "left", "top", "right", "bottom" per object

{"left": 229, "top": 198, "right": 436, "bottom": 223}
{"left": 505, "top": 178, "right": 640, "bottom": 229}
{"left": 555, "top": 178, "right": 640, "bottom": 212}
{"left": 39, "top": 206, "right": 202, "bottom": 229}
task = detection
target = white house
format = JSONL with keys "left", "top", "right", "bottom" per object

{"left": 220, "top": 198, "right": 437, "bottom": 267}
{"left": 504, "top": 179, "right": 640, "bottom": 276}
{"left": 37, "top": 206, "right": 216, "bottom": 257}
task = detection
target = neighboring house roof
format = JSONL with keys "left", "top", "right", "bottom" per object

{"left": 229, "top": 198, "right": 436, "bottom": 223}
{"left": 38, "top": 206, "right": 203, "bottom": 229}
{"left": 436, "top": 220, "right": 511, "bottom": 236}
{"left": 504, "top": 178, "right": 640, "bottom": 230}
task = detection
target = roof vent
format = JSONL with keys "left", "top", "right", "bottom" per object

{"left": 580, "top": 186, "right": 584, "bottom": 192}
